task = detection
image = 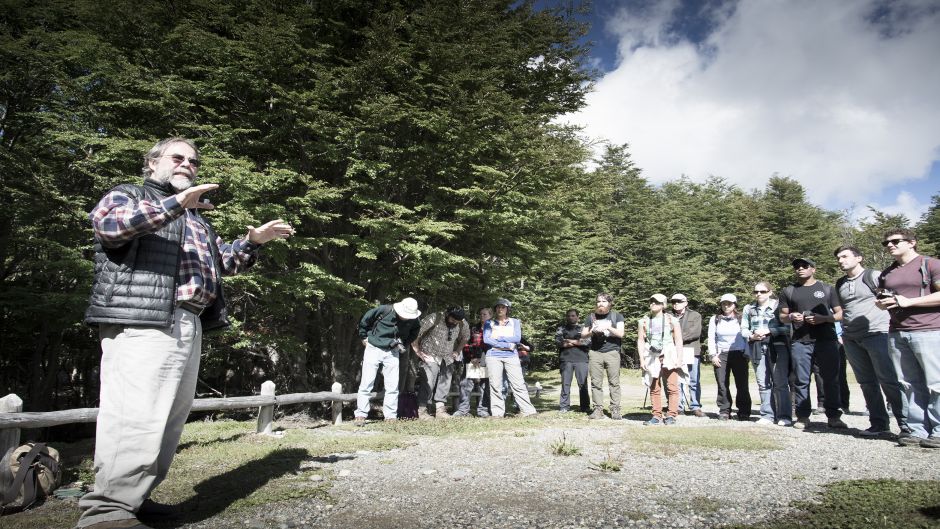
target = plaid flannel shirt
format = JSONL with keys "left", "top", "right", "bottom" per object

{"left": 91, "top": 190, "right": 257, "bottom": 307}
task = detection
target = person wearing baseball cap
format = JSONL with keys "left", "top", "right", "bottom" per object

{"left": 707, "top": 293, "right": 750, "bottom": 421}
{"left": 355, "top": 297, "right": 422, "bottom": 425}
{"left": 670, "top": 293, "right": 704, "bottom": 417}
{"left": 638, "top": 293, "right": 685, "bottom": 425}
{"left": 778, "top": 257, "right": 847, "bottom": 430}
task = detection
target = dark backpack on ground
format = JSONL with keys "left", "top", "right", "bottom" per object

{"left": 1, "top": 442, "right": 62, "bottom": 515}
{"left": 397, "top": 392, "right": 419, "bottom": 419}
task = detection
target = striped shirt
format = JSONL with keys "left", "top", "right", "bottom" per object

{"left": 90, "top": 189, "right": 257, "bottom": 307}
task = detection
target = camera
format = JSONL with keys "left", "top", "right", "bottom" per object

{"left": 876, "top": 288, "right": 896, "bottom": 300}
{"left": 389, "top": 339, "right": 406, "bottom": 354}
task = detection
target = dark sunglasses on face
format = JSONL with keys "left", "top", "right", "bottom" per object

{"left": 164, "top": 154, "right": 201, "bottom": 168}
{"left": 671, "top": 300, "right": 685, "bottom": 303}
{"left": 753, "top": 290, "right": 769, "bottom": 294}
{"left": 793, "top": 264, "right": 811, "bottom": 270}
{"left": 882, "top": 238, "right": 909, "bottom": 247}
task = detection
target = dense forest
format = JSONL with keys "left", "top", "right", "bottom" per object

{"left": 2, "top": 0, "right": 938, "bottom": 415}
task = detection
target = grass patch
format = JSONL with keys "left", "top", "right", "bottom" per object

{"left": 726, "top": 479, "right": 940, "bottom": 529}
{"left": 589, "top": 446, "right": 623, "bottom": 472}
{"left": 626, "top": 426, "right": 782, "bottom": 455}
{"left": 548, "top": 433, "right": 581, "bottom": 456}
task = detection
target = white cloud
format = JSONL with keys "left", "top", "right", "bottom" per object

{"left": 853, "top": 190, "right": 930, "bottom": 225}
{"left": 566, "top": 0, "right": 940, "bottom": 209}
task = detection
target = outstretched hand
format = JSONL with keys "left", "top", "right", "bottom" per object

{"left": 176, "top": 184, "right": 219, "bottom": 210}
{"left": 247, "top": 219, "right": 295, "bottom": 245}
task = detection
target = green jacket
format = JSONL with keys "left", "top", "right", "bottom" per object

{"left": 358, "top": 304, "right": 420, "bottom": 350}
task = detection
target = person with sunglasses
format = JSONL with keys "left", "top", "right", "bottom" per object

{"left": 875, "top": 228, "right": 940, "bottom": 448}
{"left": 741, "top": 282, "right": 793, "bottom": 426}
{"left": 80, "top": 138, "right": 294, "bottom": 529}
{"left": 778, "top": 257, "right": 847, "bottom": 430}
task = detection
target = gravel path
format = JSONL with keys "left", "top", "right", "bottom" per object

{"left": 179, "top": 382, "right": 940, "bottom": 529}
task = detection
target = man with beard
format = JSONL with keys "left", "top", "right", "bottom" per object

{"left": 582, "top": 293, "right": 626, "bottom": 420}
{"left": 78, "top": 138, "right": 293, "bottom": 529}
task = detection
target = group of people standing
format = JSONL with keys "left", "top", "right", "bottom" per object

{"left": 355, "top": 230, "right": 940, "bottom": 452}
{"left": 549, "top": 229, "right": 938, "bottom": 449}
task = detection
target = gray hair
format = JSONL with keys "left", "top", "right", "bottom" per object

{"left": 141, "top": 137, "right": 199, "bottom": 178}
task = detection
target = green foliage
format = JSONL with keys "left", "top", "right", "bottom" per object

{"left": 548, "top": 432, "right": 581, "bottom": 456}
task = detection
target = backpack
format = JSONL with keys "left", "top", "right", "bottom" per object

{"left": 835, "top": 269, "right": 881, "bottom": 297}
{"left": 1, "top": 443, "right": 62, "bottom": 515}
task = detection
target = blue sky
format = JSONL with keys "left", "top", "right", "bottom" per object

{"left": 542, "top": 0, "right": 940, "bottom": 224}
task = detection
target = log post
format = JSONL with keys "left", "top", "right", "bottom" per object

{"left": 331, "top": 382, "right": 343, "bottom": 425}
{"left": 256, "top": 381, "right": 276, "bottom": 435}
{"left": 0, "top": 394, "right": 23, "bottom": 456}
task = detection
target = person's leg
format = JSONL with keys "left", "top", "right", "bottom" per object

{"left": 904, "top": 330, "right": 940, "bottom": 438}
{"left": 844, "top": 335, "right": 890, "bottom": 430}
{"left": 417, "top": 360, "right": 439, "bottom": 411}
{"left": 665, "top": 369, "right": 680, "bottom": 418}
{"left": 790, "top": 341, "right": 813, "bottom": 420}
{"left": 574, "top": 362, "right": 591, "bottom": 412}
{"left": 588, "top": 350, "right": 605, "bottom": 411}
{"left": 814, "top": 340, "right": 843, "bottom": 420}
{"left": 730, "top": 350, "right": 752, "bottom": 419}
{"left": 380, "top": 349, "right": 401, "bottom": 419}
{"left": 862, "top": 333, "right": 909, "bottom": 431}
{"left": 753, "top": 348, "right": 773, "bottom": 421}
{"left": 605, "top": 350, "right": 622, "bottom": 412}
{"left": 78, "top": 311, "right": 200, "bottom": 527}
{"left": 812, "top": 353, "right": 824, "bottom": 410}
{"left": 771, "top": 339, "right": 793, "bottom": 421}
{"left": 354, "top": 345, "right": 383, "bottom": 418}
{"left": 649, "top": 376, "right": 664, "bottom": 419}
{"left": 487, "top": 356, "right": 508, "bottom": 417}
{"left": 714, "top": 351, "right": 731, "bottom": 416}
{"left": 839, "top": 345, "right": 851, "bottom": 411}
{"left": 559, "top": 360, "right": 574, "bottom": 411}
{"left": 689, "top": 356, "right": 702, "bottom": 410}
{"left": 456, "top": 372, "right": 473, "bottom": 415}
{"left": 478, "top": 378, "right": 491, "bottom": 416}
{"left": 434, "top": 362, "right": 455, "bottom": 413}
{"left": 504, "top": 356, "right": 536, "bottom": 415}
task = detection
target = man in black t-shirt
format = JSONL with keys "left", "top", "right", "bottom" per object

{"left": 555, "top": 309, "right": 590, "bottom": 413}
{"left": 581, "top": 293, "right": 626, "bottom": 420}
{"left": 778, "top": 257, "right": 847, "bottom": 430}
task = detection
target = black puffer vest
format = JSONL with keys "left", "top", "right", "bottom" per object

{"left": 84, "top": 179, "right": 229, "bottom": 330}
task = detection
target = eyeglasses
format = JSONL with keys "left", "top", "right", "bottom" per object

{"left": 882, "top": 238, "right": 910, "bottom": 247}
{"left": 162, "top": 154, "right": 201, "bottom": 168}
{"left": 671, "top": 300, "right": 685, "bottom": 303}
{"left": 753, "top": 290, "right": 769, "bottom": 294}
{"left": 793, "top": 264, "right": 811, "bottom": 270}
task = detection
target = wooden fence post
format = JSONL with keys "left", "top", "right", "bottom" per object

{"left": 0, "top": 394, "right": 23, "bottom": 456}
{"left": 256, "top": 381, "right": 276, "bottom": 435}
{"left": 331, "top": 382, "right": 343, "bottom": 425}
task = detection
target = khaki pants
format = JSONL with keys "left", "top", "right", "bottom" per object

{"left": 589, "top": 349, "right": 621, "bottom": 410}
{"left": 78, "top": 308, "right": 202, "bottom": 527}
{"left": 486, "top": 355, "right": 536, "bottom": 417}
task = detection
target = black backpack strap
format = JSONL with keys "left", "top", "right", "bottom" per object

{"left": 1, "top": 443, "right": 45, "bottom": 513}
{"left": 921, "top": 256, "right": 932, "bottom": 296}
{"left": 862, "top": 269, "right": 880, "bottom": 294}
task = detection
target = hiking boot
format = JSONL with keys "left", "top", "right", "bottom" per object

{"left": 777, "top": 419, "right": 793, "bottom": 427}
{"left": 610, "top": 407, "right": 622, "bottom": 421}
{"left": 920, "top": 437, "right": 940, "bottom": 448}
{"left": 793, "top": 418, "right": 810, "bottom": 430}
{"left": 452, "top": 411, "right": 469, "bottom": 417}
{"left": 693, "top": 409, "right": 706, "bottom": 418}
{"left": 435, "top": 404, "right": 451, "bottom": 419}
{"left": 718, "top": 413, "right": 730, "bottom": 421}
{"left": 663, "top": 417, "right": 676, "bottom": 426}
{"left": 138, "top": 499, "right": 181, "bottom": 520}
{"left": 354, "top": 417, "right": 366, "bottom": 427}
{"left": 588, "top": 407, "right": 605, "bottom": 420}
{"left": 417, "top": 407, "right": 433, "bottom": 421}
{"left": 858, "top": 426, "right": 890, "bottom": 438}
{"left": 644, "top": 417, "right": 662, "bottom": 426}
{"left": 756, "top": 418, "right": 774, "bottom": 425}
{"left": 827, "top": 418, "right": 848, "bottom": 429}
{"left": 84, "top": 520, "right": 154, "bottom": 529}
{"left": 897, "top": 430, "right": 921, "bottom": 446}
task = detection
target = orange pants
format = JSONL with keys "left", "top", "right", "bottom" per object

{"left": 650, "top": 368, "right": 681, "bottom": 418}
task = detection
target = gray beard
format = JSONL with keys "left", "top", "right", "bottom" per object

{"left": 169, "top": 175, "right": 193, "bottom": 191}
